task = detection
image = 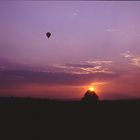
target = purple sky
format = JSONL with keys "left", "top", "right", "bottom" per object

{"left": 0, "top": 1, "right": 140, "bottom": 100}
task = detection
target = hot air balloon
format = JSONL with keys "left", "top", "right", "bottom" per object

{"left": 46, "top": 32, "right": 51, "bottom": 38}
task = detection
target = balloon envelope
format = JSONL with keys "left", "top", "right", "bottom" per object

{"left": 46, "top": 32, "right": 51, "bottom": 38}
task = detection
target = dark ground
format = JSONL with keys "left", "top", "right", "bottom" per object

{"left": 0, "top": 97, "right": 140, "bottom": 140}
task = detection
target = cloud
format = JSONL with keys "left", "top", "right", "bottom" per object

{"left": 53, "top": 60, "right": 114, "bottom": 74}
{"left": 0, "top": 58, "right": 118, "bottom": 91}
{"left": 131, "top": 56, "right": 140, "bottom": 67}
{"left": 0, "top": 69, "right": 119, "bottom": 89}
{"left": 106, "top": 28, "right": 117, "bottom": 32}
{"left": 121, "top": 50, "right": 132, "bottom": 58}
{"left": 121, "top": 50, "right": 140, "bottom": 68}
{"left": 85, "top": 60, "right": 113, "bottom": 65}
{"left": 0, "top": 57, "right": 114, "bottom": 74}
{"left": 80, "top": 66, "right": 114, "bottom": 74}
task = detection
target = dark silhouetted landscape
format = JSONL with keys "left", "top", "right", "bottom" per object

{"left": 0, "top": 96, "right": 140, "bottom": 140}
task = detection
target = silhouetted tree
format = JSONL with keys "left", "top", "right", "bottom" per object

{"left": 81, "top": 90, "right": 99, "bottom": 103}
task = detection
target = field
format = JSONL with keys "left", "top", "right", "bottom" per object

{"left": 0, "top": 97, "right": 140, "bottom": 140}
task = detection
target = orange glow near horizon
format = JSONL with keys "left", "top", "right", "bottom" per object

{"left": 88, "top": 83, "right": 95, "bottom": 92}
{"left": 89, "top": 86, "right": 95, "bottom": 92}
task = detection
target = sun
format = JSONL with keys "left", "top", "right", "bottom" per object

{"left": 89, "top": 85, "right": 95, "bottom": 92}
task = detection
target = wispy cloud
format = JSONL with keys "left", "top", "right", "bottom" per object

{"left": 80, "top": 66, "right": 114, "bottom": 74}
{"left": 106, "top": 28, "right": 117, "bottom": 32}
{"left": 53, "top": 60, "right": 114, "bottom": 74}
{"left": 121, "top": 50, "right": 132, "bottom": 58}
{"left": 0, "top": 56, "right": 114, "bottom": 74}
{"left": 131, "top": 56, "right": 140, "bottom": 67}
{"left": 121, "top": 50, "right": 140, "bottom": 68}
{"left": 85, "top": 60, "right": 113, "bottom": 65}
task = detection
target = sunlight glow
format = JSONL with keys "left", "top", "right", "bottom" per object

{"left": 89, "top": 84, "right": 95, "bottom": 92}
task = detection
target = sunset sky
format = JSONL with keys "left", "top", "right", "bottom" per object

{"left": 0, "top": 1, "right": 140, "bottom": 100}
